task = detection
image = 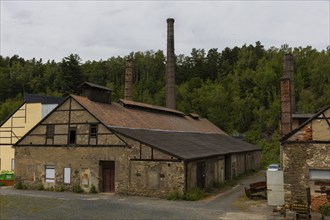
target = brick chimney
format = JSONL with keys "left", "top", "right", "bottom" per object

{"left": 124, "top": 59, "right": 133, "bottom": 101}
{"left": 166, "top": 18, "right": 175, "bottom": 109}
{"left": 280, "top": 77, "right": 292, "bottom": 136}
{"left": 280, "top": 54, "right": 295, "bottom": 136}
{"left": 283, "top": 54, "right": 295, "bottom": 113}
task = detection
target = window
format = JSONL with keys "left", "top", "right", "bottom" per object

{"left": 45, "top": 165, "right": 55, "bottom": 182}
{"left": 69, "top": 128, "right": 76, "bottom": 144}
{"left": 46, "top": 125, "right": 55, "bottom": 138}
{"left": 11, "top": 159, "right": 14, "bottom": 171}
{"left": 64, "top": 167, "right": 71, "bottom": 184}
{"left": 89, "top": 124, "right": 98, "bottom": 137}
{"left": 309, "top": 170, "right": 330, "bottom": 180}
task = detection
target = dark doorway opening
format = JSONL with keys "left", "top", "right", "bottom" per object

{"left": 100, "top": 161, "right": 115, "bottom": 192}
{"left": 197, "top": 161, "right": 206, "bottom": 189}
{"left": 225, "top": 155, "right": 231, "bottom": 180}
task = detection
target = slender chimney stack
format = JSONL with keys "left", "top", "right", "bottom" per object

{"left": 283, "top": 54, "right": 295, "bottom": 113}
{"left": 124, "top": 59, "right": 133, "bottom": 101}
{"left": 166, "top": 18, "right": 176, "bottom": 109}
{"left": 280, "top": 77, "right": 292, "bottom": 136}
{"left": 280, "top": 54, "right": 295, "bottom": 136}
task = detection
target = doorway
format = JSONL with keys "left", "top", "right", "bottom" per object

{"left": 197, "top": 161, "right": 206, "bottom": 189}
{"left": 100, "top": 161, "right": 115, "bottom": 192}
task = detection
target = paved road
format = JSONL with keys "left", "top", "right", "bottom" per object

{"left": 0, "top": 171, "right": 282, "bottom": 220}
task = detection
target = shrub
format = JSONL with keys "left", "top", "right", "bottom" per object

{"left": 89, "top": 184, "right": 97, "bottom": 194}
{"left": 15, "top": 182, "right": 27, "bottom": 189}
{"left": 320, "top": 205, "right": 330, "bottom": 216}
{"left": 37, "top": 184, "right": 44, "bottom": 190}
{"left": 167, "top": 188, "right": 207, "bottom": 201}
{"left": 73, "top": 184, "right": 83, "bottom": 193}
{"left": 183, "top": 187, "right": 207, "bottom": 201}
{"left": 0, "top": 182, "right": 4, "bottom": 186}
{"left": 56, "top": 184, "right": 65, "bottom": 192}
{"left": 167, "top": 191, "right": 183, "bottom": 200}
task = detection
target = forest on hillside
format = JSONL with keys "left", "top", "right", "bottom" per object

{"left": 1, "top": 42, "right": 329, "bottom": 166}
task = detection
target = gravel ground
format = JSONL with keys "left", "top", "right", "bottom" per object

{"left": 0, "top": 171, "right": 284, "bottom": 220}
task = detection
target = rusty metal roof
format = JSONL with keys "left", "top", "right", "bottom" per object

{"left": 118, "top": 99, "right": 184, "bottom": 116}
{"left": 110, "top": 127, "right": 261, "bottom": 160}
{"left": 72, "top": 95, "right": 225, "bottom": 134}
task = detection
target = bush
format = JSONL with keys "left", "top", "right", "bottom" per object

{"left": 89, "top": 184, "right": 97, "bottom": 194}
{"left": 183, "top": 187, "right": 207, "bottom": 201}
{"left": 37, "top": 184, "right": 44, "bottom": 190}
{"left": 0, "top": 182, "right": 4, "bottom": 186}
{"left": 15, "top": 182, "right": 27, "bottom": 190}
{"left": 320, "top": 205, "right": 330, "bottom": 216}
{"left": 56, "top": 184, "right": 65, "bottom": 192}
{"left": 167, "top": 191, "right": 183, "bottom": 200}
{"left": 73, "top": 184, "right": 83, "bottom": 193}
{"left": 167, "top": 188, "right": 207, "bottom": 201}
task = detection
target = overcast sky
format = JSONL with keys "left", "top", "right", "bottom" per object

{"left": 1, "top": 1, "right": 329, "bottom": 62}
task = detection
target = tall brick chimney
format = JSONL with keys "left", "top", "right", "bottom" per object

{"left": 166, "top": 18, "right": 175, "bottom": 109}
{"left": 280, "top": 54, "right": 295, "bottom": 136}
{"left": 283, "top": 54, "right": 295, "bottom": 113}
{"left": 124, "top": 59, "right": 133, "bottom": 101}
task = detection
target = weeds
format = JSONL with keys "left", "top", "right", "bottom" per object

{"left": 167, "top": 188, "right": 207, "bottom": 201}
{"left": 73, "top": 184, "right": 83, "bottom": 193}
{"left": 89, "top": 184, "right": 98, "bottom": 194}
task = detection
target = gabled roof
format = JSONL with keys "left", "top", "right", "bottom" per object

{"left": 72, "top": 95, "right": 224, "bottom": 134}
{"left": 110, "top": 127, "right": 261, "bottom": 160}
{"left": 24, "top": 93, "right": 63, "bottom": 104}
{"left": 281, "top": 104, "right": 330, "bottom": 142}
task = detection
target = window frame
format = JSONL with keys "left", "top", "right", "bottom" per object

{"left": 89, "top": 124, "right": 98, "bottom": 138}
{"left": 64, "top": 167, "right": 71, "bottom": 184}
{"left": 69, "top": 127, "right": 77, "bottom": 145}
{"left": 45, "top": 165, "right": 55, "bottom": 183}
{"left": 46, "top": 124, "right": 55, "bottom": 139}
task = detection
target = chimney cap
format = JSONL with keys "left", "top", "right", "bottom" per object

{"left": 167, "top": 18, "right": 175, "bottom": 23}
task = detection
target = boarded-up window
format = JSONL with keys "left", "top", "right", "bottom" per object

{"left": 309, "top": 170, "right": 330, "bottom": 180}
{"left": 45, "top": 165, "right": 55, "bottom": 182}
{"left": 64, "top": 168, "right": 71, "bottom": 184}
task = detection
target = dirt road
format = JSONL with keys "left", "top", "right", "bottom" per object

{"left": 0, "top": 170, "right": 283, "bottom": 219}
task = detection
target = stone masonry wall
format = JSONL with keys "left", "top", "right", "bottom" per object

{"left": 15, "top": 146, "right": 130, "bottom": 193}
{"left": 282, "top": 143, "right": 330, "bottom": 204}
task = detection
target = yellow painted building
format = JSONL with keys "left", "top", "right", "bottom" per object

{"left": 0, "top": 94, "right": 61, "bottom": 171}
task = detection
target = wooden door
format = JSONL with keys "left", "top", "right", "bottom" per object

{"left": 101, "top": 161, "right": 115, "bottom": 192}
{"left": 197, "top": 161, "right": 206, "bottom": 189}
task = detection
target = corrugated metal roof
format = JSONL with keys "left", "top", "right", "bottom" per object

{"left": 110, "top": 127, "right": 261, "bottom": 160}
{"left": 24, "top": 93, "right": 63, "bottom": 104}
{"left": 72, "top": 95, "right": 225, "bottom": 134}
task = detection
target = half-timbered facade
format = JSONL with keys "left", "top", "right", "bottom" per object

{"left": 15, "top": 83, "right": 261, "bottom": 197}
{"left": 0, "top": 94, "right": 61, "bottom": 171}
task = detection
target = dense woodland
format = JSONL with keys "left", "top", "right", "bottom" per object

{"left": 1, "top": 42, "right": 329, "bottom": 166}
